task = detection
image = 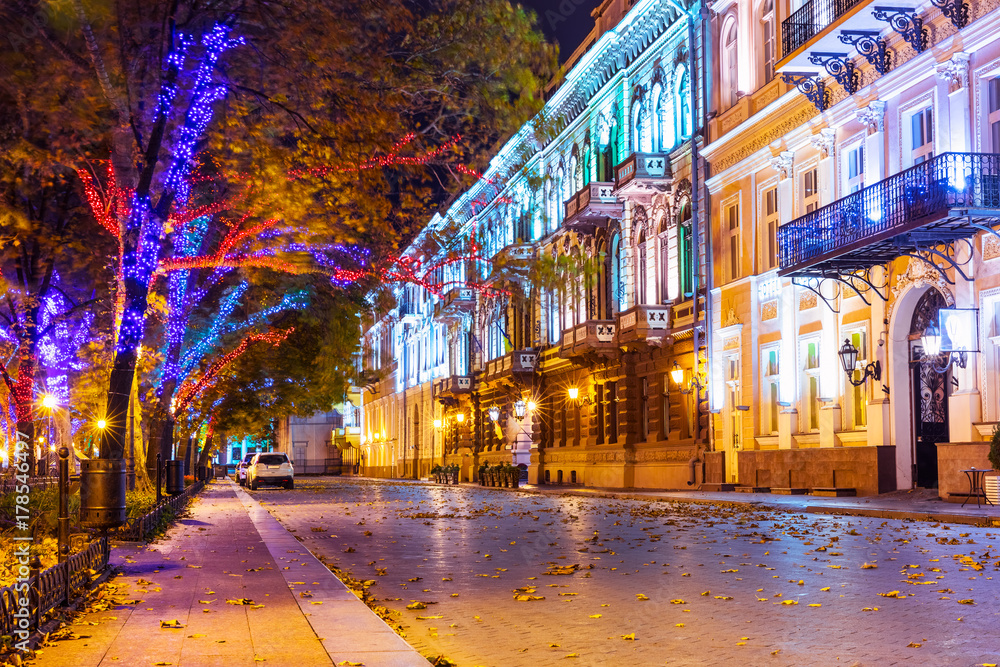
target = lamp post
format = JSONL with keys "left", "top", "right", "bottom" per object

{"left": 513, "top": 399, "right": 526, "bottom": 420}
{"left": 920, "top": 320, "right": 968, "bottom": 373}
{"left": 838, "top": 339, "right": 881, "bottom": 386}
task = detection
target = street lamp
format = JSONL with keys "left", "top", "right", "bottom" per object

{"left": 513, "top": 399, "right": 526, "bottom": 419}
{"left": 97, "top": 419, "right": 107, "bottom": 430}
{"left": 670, "top": 362, "right": 684, "bottom": 386}
{"left": 488, "top": 405, "right": 500, "bottom": 422}
{"left": 433, "top": 418, "right": 442, "bottom": 429}
{"left": 42, "top": 394, "right": 57, "bottom": 409}
{"left": 838, "top": 338, "right": 881, "bottom": 386}
{"left": 526, "top": 400, "right": 536, "bottom": 412}
{"left": 455, "top": 413, "right": 465, "bottom": 424}
{"left": 567, "top": 387, "right": 579, "bottom": 401}
{"left": 920, "top": 319, "right": 968, "bottom": 372}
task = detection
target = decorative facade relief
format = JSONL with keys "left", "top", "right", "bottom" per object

{"left": 761, "top": 300, "right": 778, "bottom": 321}
{"left": 983, "top": 234, "right": 1000, "bottom": 261}
{"left": 936, "top": 52, "right": 971, "bottom": 92}
{"left": 799, "top": 292, "right": 818, "bottom": 310}
{"left": 887, "top": 256, "right": 956, "bottom": 322}
{"left": 769, "top": 151, "right": 795, "bottom": 179}
{"left": 810, "top": 128, "right": 836, "bottom": 158}
{"left": 856, "top": 100, "right": 886, "bottom": 135}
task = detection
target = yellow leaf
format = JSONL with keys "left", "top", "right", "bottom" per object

{"left": 311, "top": 601, "right": 324, "bottom": 605}
{"left": 564, "top": 654, "right": 580, "bottom": 658}
{"left": 337, "top": 662, "right": 365, "bottom": 666}
{"left": 675, "top": 623, "right": 685, "bottom": 627}
{"left": 779, "top": 600, "right": 798, "bottom": 606}
{"left": 808, "top": 604, "right": 822, "bottom": 607}
{"left": 588, "top": 614, "right": 602, "bottom": 619}
{"left": 907, "top": 642, "right": 922, "bottom": 648}
{"left": 820, "top": 587, "right": 831, "bottom": 592}
{"left": 226, "top": 598, "right": 254, "bottom": 605}
{"left": 957, "top": 599, "right": 976, "bottom": 605}
{"left": 160, "top": 620, "right": 184, "bottom": 629}
{"left": 701, "top": 591, "right": 710, "bottom": 596}
{"left": 416, "top": 615, "right": 444, "bottom": 620}
{"left": 406, "top": 601, "right": 427, "bottom": 610}
{"left": 861, "top": 562, "right": 878, "bottom": 569}
{"left": 878, "top": 591, "right": 901, "bottom": 598}
{"left": 187, "top": 634, "right": 207, "bottom": 638}
{"left": 621, "top": 633, "right": 636, "bottom": 641}
{"left": 669, "top": 599, "right": 685, "bottom": 604}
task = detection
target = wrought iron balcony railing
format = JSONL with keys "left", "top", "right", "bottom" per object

{"left": 778, "top": 152, "right": 1000, "bottom": 275}
{"left": 782, "top": 0, "right": 864, "bottom": 57}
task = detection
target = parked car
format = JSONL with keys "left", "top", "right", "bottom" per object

{"left": 236, "top": 453, "right": 255, "bottom": 486}
{"left": 247, "top": 452, "right": 294, "bottom": 490}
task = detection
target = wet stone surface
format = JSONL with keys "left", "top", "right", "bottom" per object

{"left": 249, "top": 477, "right": 1000, "bottom": 667}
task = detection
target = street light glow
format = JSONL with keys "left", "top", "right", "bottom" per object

{"left": 455, "top": 413, "right": 465, "bottom": 423}
{"left": 42, "top": 394, "right": 57, "bottom": 409}
{"left": 97, "top": 419, "right": 107, "bottom": 429}
{"left": 433, "top": 418, "right": 442, "bottom": 429}
{"left": 567, "top": 387, "right": 579, "bottom": 400}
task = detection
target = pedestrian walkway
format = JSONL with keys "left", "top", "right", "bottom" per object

{"left": 28, "top": 479, "right": 428, "bottom": 667}
{"left": 354, "top": 475, "right": 1000, "bottom": 526}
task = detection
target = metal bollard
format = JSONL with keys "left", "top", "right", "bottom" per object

{"left": 156, "top": 453, "right": 162, "bottom": 504}
{"left": 58, "top": 447, "right": 70, "bottom": 605}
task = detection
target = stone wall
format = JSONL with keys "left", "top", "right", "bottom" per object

{"left": 736, "top": 446, "right": 896, "bottom": 496}
{"left": 935, "top": 442, "right": 993, "bottom": 502}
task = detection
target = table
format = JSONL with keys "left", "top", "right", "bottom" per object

{"left": 960, "top": 468, "right": 995, "bottom": 508}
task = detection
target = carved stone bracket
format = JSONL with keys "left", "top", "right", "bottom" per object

{"left": 856, "top": 100, "right": 887, "bottom": 135}
{"left": 769, "top": 151, "right": 795, "bottom": 179}
{"left": 936, "top": 52, "right": 971, "bottom": 93}
{"left": 810, "top": 128, "right": 837, "bottom": 159}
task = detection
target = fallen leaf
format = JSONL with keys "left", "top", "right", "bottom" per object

{"left": 588, "top": 614, "right": 602, "bottom": 619}
{"left": 160, "top": 620, "right": 184, "bottom": 629}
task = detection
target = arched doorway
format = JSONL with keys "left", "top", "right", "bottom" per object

{"left": 909, "top": 289, "right": 949, "bottom": 489}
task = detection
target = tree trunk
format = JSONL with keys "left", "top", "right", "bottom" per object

{"left": 197, "top": 431, "right": 215, "bottom": 470}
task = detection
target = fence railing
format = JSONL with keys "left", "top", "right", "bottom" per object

{"left": 778, "top": 152, "right": 1000, "bottom": 271}
{"left": 0, "top": 476, "right": 59, "bottom": 495}
{"left": 0, "top": 535, "right": 110, "bottom": 639}
{"left": 114, "top": 480, "right": 205, "bottom": 541}
{"left": 782, "top": 0, "right": 863, "bottom": 56}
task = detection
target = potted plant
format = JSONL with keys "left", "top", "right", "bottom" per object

{"left": 431, "top": 465, "right": 442, "bottom": 483}
{"left": 986, "top": 424, "right": 1000, "bottom": 504}
{"left": 478, "top": 463, "right": 487, "bottom": 486}
{"left": 448, "top": 464, "right": 459, "bottom": 484}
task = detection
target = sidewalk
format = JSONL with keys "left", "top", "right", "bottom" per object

{"left": 357, "top": 475, "right": 1000, "bottom": 526}
{"left": 28, "top": 479, "right": 428, "bottom": 667}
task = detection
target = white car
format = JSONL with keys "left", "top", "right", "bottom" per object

{"left": 236, "top": 453, "right": 255, "bottom": 486}
{"left": 247, "top": 452, "right": 294, "bottom": 490}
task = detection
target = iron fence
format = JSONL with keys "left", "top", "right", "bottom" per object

{"left": 0, "top": 534, "right": 109, "bottom": 639}
{"left": 0, "top": 476, "right": 59, "bottom": 495}
{"left": 782, "top": 0, "right": 863, "bottom": 56}
{"left": 114, "top": 480, "right": 205, "bottom": 541}
{"left": 779, "top": 152, "right": 1000, "bottom": 271}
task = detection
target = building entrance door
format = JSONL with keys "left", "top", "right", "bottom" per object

{"left": 908, "top": 289, "right": 949, "bottom": 489}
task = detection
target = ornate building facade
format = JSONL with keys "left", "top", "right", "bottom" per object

{"left": 359, "top": 0, "right": 1000, "bottom": 497}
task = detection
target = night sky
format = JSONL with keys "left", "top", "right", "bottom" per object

{"left": 518, "top": 0, "right": 601, "bottom": 63}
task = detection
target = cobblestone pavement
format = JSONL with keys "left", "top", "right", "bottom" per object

{"left": 249, "top": 477, "right": 1000, "bottom": 667}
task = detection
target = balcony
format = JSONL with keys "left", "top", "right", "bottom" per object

{"left": 556, "top": 320, "right": 616, "bottom": 358}
{"left": 563, "top": 182, "right": 620, "bottom": 231}
{"left": 617, "top": 305, "right": 671, "bottom": 347}
{"left": 433, "top": 287, "right": 475, "bottom": 322}
{"left": 614, "top": 152, "right": 671, "bottom": 197}
{"left": 778, "top": 152, "right": 1000, "bottom": 279}
{"left": 433, "top": 375, "right": 472, "bottom": 398}
{"left": 398, "top": 299, "right": 421, "bottom": 324}
{"left": 778, "top": 0, "right": 921, "bottom": 76}
{"left": 483, "top": 349, "right": 538, "bottom": 380}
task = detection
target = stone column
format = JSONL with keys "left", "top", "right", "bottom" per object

{"left": 867, "top": 265, "right": 891, "bottom": 448}
{"left": 770, "top": 151, "right": 798, "bottom": 448}
{"left": 936, "top": 53, "right": 971, "bottom": 154}
{"left": 856, "top": 101, "right": 887, "bottom": 183}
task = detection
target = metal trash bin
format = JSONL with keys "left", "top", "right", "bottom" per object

{"left": 165, "top": 460, "right": 184, "bottom": 495}
{"left": 214, "top": 465, "right": 226, "bottom": 479}
{"left": 80, "top": 458, "right": 127, "bottom": 530}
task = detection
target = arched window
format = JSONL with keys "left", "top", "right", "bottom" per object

{"left": 599, "top": 113, "right": 619, "bottom": 181}
{"left": 657, "top": 82, "right": 674, "bottom": 152}
{"left": 649, "top": 84, "right": 662, "bottom": 152}
{"left": 637, "top": 228, "right": 647, "bottom": 305}
{"left": 721, "top": 18, "right": 739, "bottom": 110}
{"left": 658, "top": 211, "right": 672, "bottom": 303}
{"left": 632, "top": 101, "right": 642, "bottom": 153}
{"left": 676, "top": 66, "right": 692, "bottom": 140}
{"left": 761, "top": 0, "right": 775, "bottom": 84}
{"left": 609, "top": 231, "right": 625, "bottom": 315}
{"left": 583, "top": 142, "right": 592, "bottom": 186}
{"left": 677, "top": 199, "right": 693, "bottom": 298}
{"left": 570, "top": 145, "right": 581, "bottom": 193}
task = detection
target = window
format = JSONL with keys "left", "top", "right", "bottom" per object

{"left": 726, "top": 356, "right": 740, "bottom": 452}
{"left": 845, "top": 330, "right": 868, "bottom": 429}
{"left": 846, "top": 143, "right": 864, "bottom": 194}
{"left": 761, "top": 186, "right": 779, "bottom": 271}
{"left": 802, "top": 339, "right": 821, "bottom": 431}
{"left": 911, "top": 107, "right": 933, "bottom": 165}
{"left": 723, "top": 198, "right": 740, "bottom": 282}
{"left": 803, "top": 167, "right": 819, "bottom": 214}
{"left": 610, "top": 232, "right": 626, "bottom": 314}
{"left": 637, "top": 229, "right": 648, "bottom": 304}
{"left": 761, "top": 0, "right": 775, "bottom": 83}
{"left": 676, "top": 67, "right": 692, "bottom": 139}
{"left": 678, "top": 201, "right": 693, "bottom": 297}
{"left": 660, "top": 380, "right": 671, "bottom": 439}
{"left": 989, "top": 78, "right": 1000, "bottom": 154}
{"left": 596, "top": 384, "right": 605, "bottom": 444}
{"left": 762, "top": 346, "right": 780, "bottom": 435}
{"left": 641, "top": 377, "right": 650, "bottom": 440}
{"left": 607, "top": 381, "right": 618, "bottom": 444}
{"left": 721, "top": 19, "right": 739, "bottom": 110}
